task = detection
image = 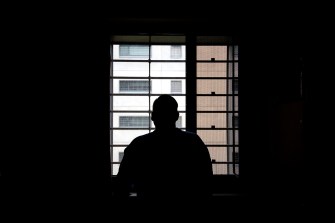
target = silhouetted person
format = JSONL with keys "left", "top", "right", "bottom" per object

{"left": 114, "top": 94, "right": 213, "bottom": 210}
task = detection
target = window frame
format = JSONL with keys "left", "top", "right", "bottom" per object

{"left": 110, "top": 35, "right": 240, "bottom": 192}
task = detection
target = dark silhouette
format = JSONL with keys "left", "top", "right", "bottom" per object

{"left": 114, "top": 94, "right": 213, "bottom": 205}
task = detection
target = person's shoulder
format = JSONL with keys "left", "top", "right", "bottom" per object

{"left": 178, "top": 129, "right": 196, "bottom": 136}
{"left": 177, "top": 129, "right": 201, "bottom": 139}
{"left": 125, "top": 132, "right": 154, "bottom": 153}
{"left": 131, "top": 131, "right": 155, "bottom": 143}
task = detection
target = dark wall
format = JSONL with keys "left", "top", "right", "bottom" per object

{"left": 106, "top": 14, "right": 332, "bottom": 213}
{"left": 2, "top": 10, "right": 331, "bottom": 216}
{"left": 2, "top": 16, "right": 112, "bottom": 213}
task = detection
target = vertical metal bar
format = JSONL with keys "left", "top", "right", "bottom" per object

{"left": 186, "top": 35, "right": 196, "bottom": 133}
{"left": 110, "top": 42, "right": 114, "bottom": 176}
{"left": 232, "top": 45, "right": 236, "bottom": 175}
{"left": 226, "top": 44, "right": 230, "bottom": 175}
{"left": 149, "top": 36, "right": 152, "bottom": 132}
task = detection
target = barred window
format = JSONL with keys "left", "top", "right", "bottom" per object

{"left": 119, "top": 116, "right": 150, "bottom": 128}
{"left": 111, "top": 36, "right": 239, "bottom": 177}
{"left": 119, "top": 80, "right": 151, "bottom": 92}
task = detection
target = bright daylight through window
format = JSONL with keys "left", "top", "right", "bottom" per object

{"left": 110, "top": 35, "right": 239, "bottom": 176}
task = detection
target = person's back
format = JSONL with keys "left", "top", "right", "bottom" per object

{"left": 114, "top": 95, "right": 213, "bottom": 204}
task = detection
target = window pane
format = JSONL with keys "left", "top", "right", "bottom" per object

{"left": 197, "top": 130, "right": 227, "bottom": 145}
{"left": 151, "top": 62, "right": 186, "bottom": 77}
{"left": 176, "top": 116, "right": 184, "bottom": 128}
{"left": 113, "top": 130, "right": 149, "bottom": 145}
{"left": 197, "top": 79, "right": 227, "bottom": 94}
{"left": 112, "top": 164, "right": 120, "bottom": 175}
{"left": 197, "top": 63, "right": 227, "bottom": 77}
{"left": 226, "top": 96, "right": 238, "bottom": 111}
{"left": 111, "top": 147, "right": 126, "bottom": 162}
{"left": 234, "top": 62, "right": 238, "bottom": 77}
{"left": 226, "top": 131, "right": 240, "bottom": 146}
{"left": 150, "top": 79, "right": 185, "bottom": 94}
{"left": 208, "top": 147, "right": 228, "bottom": 162}
{"left": 197, "top": 96, "right": 226, "bottom": 111}
{"left": 228, "top": 62, "right": 237, "bottom": 78}
{"left": 233, "top": 164, "right": 239, "bottom": 175}
{"left": 112, "top": 96, "right": 149, "bottom": 111}
{"left": 151, "top": 45, "right": 185, "bottom": 60}
{"left": 197, "top": 46, "right": 227, "bottom": 60}
{"left": 197, "top": 113, "right": 227, "bottom": 128}
{"left": 235, "top": 130, "right": 239, "bottom": 144}
{"left": 113, "top": 45, "right": 149, "bottom": 60}
{"left": 112, "top": 62, "right": 149, "bottom": 77}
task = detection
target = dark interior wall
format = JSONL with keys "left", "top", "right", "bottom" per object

{"left": 108, "top": 16, "right": 307, "bottom": 195}
{"left": 240, "top": 13, "right": 332, "bottom": 210}
{"left": 106, "top": 15, "right": 332, "bottom": 211}
{"left": 240, "top": 28, "right": 305, "bottom": 200}
{"left": 2, "top": 10, "right": 331, "bottom": 216}
{"left": 2, "top": 17, "right": 112, "bottom": 209}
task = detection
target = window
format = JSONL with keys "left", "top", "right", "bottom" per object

{"left": 119, "top": 45, "right": 149, "bottom": 57}
{"left": 196, "top": 40, "right": 239, "bottom": 175}
{"left": 110, "top": 35, "right": 239, "bottom": 176}
{"left": 119, "top": 116, "right": 150, "bottom": 128}
{"left": 119, "top": 80, "right": 151, "bottom": 93}
{"left": 171, "top": 80, "right": 182, "bottom": 93}
{"left": 170, "top": 45, "right": 182, "bottom": 59}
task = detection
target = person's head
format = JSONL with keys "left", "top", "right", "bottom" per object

{"left": 151, "top": 94, "right": 179, "bottom": 130}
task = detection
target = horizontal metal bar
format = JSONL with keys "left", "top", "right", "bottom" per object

{"left": 112, "top": 59, "right": 186, "bottom": 62}
{"left": 196, "top": 60, "right": 237, "bottom": 63}
{"left": 110, "top": 128, "right": 187, "bottom": 130}
{"left": 111, "top": 161, "right": 238, "bottom": 164}
{"left": 195, "top": 111, "right": 236, "bottom": 113}
{"left": 196, "top": 128, "right": 238, "bottom": 130}
{"left": 196, "top": 77, "right": 238, "bottom": 79}
{"left": 111, "top": 76, "right": 186, "bottom": 79}
{"left": 110, "top": 93, "right": 186, "bottom": 96}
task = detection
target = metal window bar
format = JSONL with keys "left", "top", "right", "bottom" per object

{"left": 226, "top": 45, "right": 230, "bottom": 175}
